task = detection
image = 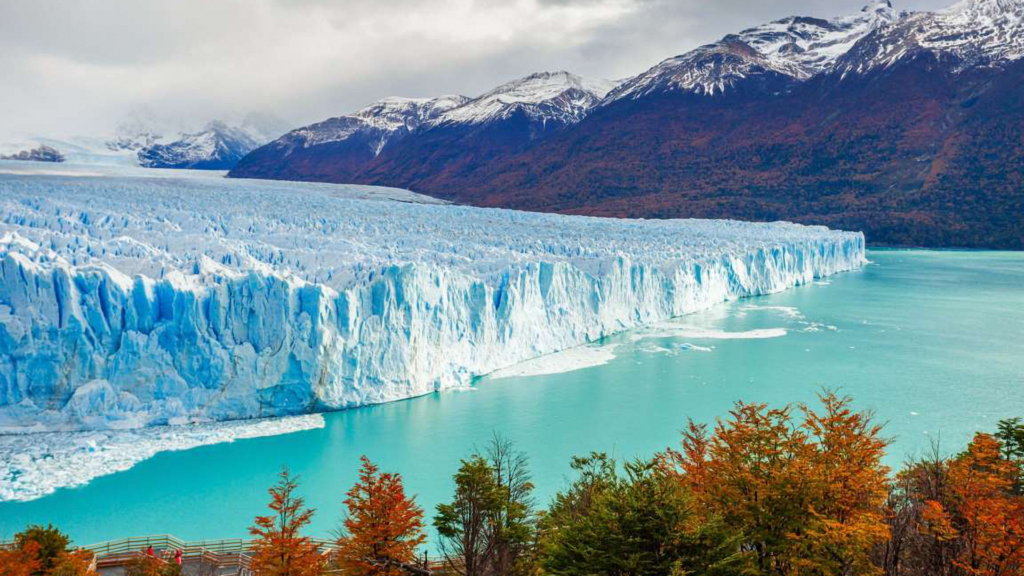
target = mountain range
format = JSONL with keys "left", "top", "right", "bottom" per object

{"left": 243, "top": 0, "right": 1016, "bottom": 247}
{"left": 1, "top": 113, "right": 290, "bottom": 170}
{"left": 110, "top": 113, "right": 291, "bottom": 169}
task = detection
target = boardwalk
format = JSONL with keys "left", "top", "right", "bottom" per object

{"left": 60, "top": 534, "right": 449, "bottom": 576}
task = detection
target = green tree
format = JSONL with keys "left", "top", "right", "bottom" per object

{"left": 996, "top": 418, "right": 1024, "bottom": 461}
{"left": 996, "top": 417, "right": 1024, "bottom": 494}
{"left": 434, "top": 455, "right": 505, "bottom": 576}
{"left": 541, "top": 456, "right": 746, "bottom": 576}
{"left": 484, "top": 434, "right": 537, "bottom": 576}
{"left": 542, "top": 452, "right": 618, "bottom": 537}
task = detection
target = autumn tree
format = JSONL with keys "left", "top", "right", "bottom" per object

{"left": 123, "top": 556, "right": 180, "bottom": 576}
{"left": 249, "top": 469, "right": 326, "bottom": 576}
{"left": 921, "top": 433, "right": 1024, "bottom": 576}
{"left": 796, "top": 392, "right": 891, "bottom": 575}
{"left": 0, "top": 541, "right": 42, "bottom": 576}
{"left": 2, "top": 525, "right": 97, "bottom": 576}
{"left": 48, "top": 551, "right": 100, "bottom": 576}
{"left": 663, "top": 391, "right": 890, "bottom": 575}
{"left": 336, "top": 456, "right": 427, "bottom": 576}
{"left": 15, "top": 525, "right": 71, "bottom": 576}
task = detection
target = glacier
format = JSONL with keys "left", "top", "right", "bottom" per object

{"left": 0, "top": 166, "right": 866, "bottom": 433}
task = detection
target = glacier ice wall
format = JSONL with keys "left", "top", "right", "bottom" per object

{"left": 0, "top": 170, "right": 865, "bottom": 431}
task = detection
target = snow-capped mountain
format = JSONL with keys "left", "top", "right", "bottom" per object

{"left": 2, "top": 112, "right": 292, "bottom": 171}
{"left": 835, "top": 0, "right": 1024, "bottom": 76}
{"left": 229, "top": 71, "right": 614, "bottom": 181}
{"left": 137, "top": 121, "right": 264, "bottom": 170}
{"left": 228, "top": 0, "right": 1024, "bottom": 249}
{"left": 273, "top": 95, "right": 468, "bottom": 158}
{"left": 606, "top": 0, "right": 898, "bottom": 100}
{"left": 432, "top": 71, "right": 617, "bottom": 127}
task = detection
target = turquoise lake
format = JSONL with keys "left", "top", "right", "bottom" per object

{"left": 1, "top": 250, "right": 1022, "bottom": 545}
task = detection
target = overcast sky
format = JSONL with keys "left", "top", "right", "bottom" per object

{"left": 0, "top": 0, "right": 952, "bottom": 140}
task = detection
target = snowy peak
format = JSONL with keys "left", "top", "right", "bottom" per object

{"left": 943, "top": 0, "right": 1023, "bottom": 17}
{"left": 607, "top": 1, "right": 897, "bottom": 100}
{"left": 352, "top": 95, "right": 470, "bottom": 133}
{"left": 433, "top": 71, "right": 618, "bottom": 126}
{"left": 836, "top": 0, "right": 1024, "bottom": 75}
{"left": 137, "top": 121, "right": 262, "bottom": 170}
{"left": 253, "top": 72, "right": 613, "bottom": 162}
{"left": 275, "top": 94, "right": 468, "bottom": 158}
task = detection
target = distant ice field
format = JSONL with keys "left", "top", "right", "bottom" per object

{"left": 0, "top": 163, "right": 865, "bottom": 436}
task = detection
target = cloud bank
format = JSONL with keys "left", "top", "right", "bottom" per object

{"left": 0, "top": 0, "right": 951, "bottom": 140}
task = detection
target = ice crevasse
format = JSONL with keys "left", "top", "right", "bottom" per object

{"left": 0, "top": 170, "right": 866, "bottom": 432}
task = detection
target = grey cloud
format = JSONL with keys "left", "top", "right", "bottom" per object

{"left": 0, "top": 0, "right": 955, "bottom": 141}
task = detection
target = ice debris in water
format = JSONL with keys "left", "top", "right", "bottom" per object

{"left": 0, "top": 414, "right": 324, "bottom": 502}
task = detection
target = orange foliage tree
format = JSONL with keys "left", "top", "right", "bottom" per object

{"left": 123, "top": 555, "right": 179, "bottom": 576}
{"left": 663, "top": 391, "right": 890, "bottom": 575}
{"left": 0, "top": 541, "right": 42, "bottom": 576}
{"left": 49, "top": 550, "right": 100, "bottom": 576}
{"left": 249, "top": 469, "right": 326, "bottom": 576}
{"left": 336, "top": 456, "right": 427, "bottom": 576}
{"left": 1, "top": 524, "right": 98, "bottom": 576}
{"left": 921, "top": 433, "right": 1024, "bottom": 576}
{"left": 796, "top": 392, "right": 891, "bottom": 575}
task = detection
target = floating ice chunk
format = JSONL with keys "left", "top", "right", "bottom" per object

{"left": 676, "top": 343, "right": 714, "bottom": 352}
{"left": 633, "top": 324, "right": 789, "bottom": 341}
{"left": 487, "top": 344, "right": 619, "bottom": 380}
{"left": 738, "top": 305, "right": 804, "bottom": 320}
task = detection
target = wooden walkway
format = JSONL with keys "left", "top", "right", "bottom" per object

{"left": 68, "top": 534, "right": 448, "bottom": 575}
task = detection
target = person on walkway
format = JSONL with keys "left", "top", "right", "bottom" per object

{"left": 174, "top": 549, "right": 183, "bottom": 566}
{"left": 146, "top": 545, "right": 155, "bottom": 557}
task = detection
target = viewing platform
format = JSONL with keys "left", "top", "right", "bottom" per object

{"left": 1, "top": 534, "right": 447, "bottom": 576}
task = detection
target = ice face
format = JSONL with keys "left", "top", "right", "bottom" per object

{"left": 0, "top": 167, "right": 866, "bottom": 432}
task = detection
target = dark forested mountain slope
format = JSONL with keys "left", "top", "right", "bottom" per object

{"left": 230, "top": 0, "right": 1024, "bottom": 248}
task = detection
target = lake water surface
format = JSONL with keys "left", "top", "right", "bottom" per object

{"left": 1, "top": 250, "right": 1021, "bottom": 545}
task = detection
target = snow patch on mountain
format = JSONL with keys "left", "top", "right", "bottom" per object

{"left": 259, "top": 71, "right": 615, "bottom": 161}
{"left": 137, "top": 121, "right": 263, "bottom": 170}
{"left": 0, "top": 169, "right": 865, "bottom": 432}
{"left": 432, "top": 71, "right": 617, "bottom": 126}
{"left": 607, "top": 1, "right": 898, "bottom": 99}
{"left": 835, "top": 0, "right": 1024, "bottom": 75}
{"left": 270, "top": 95, "right": 468, "bottom": 158}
